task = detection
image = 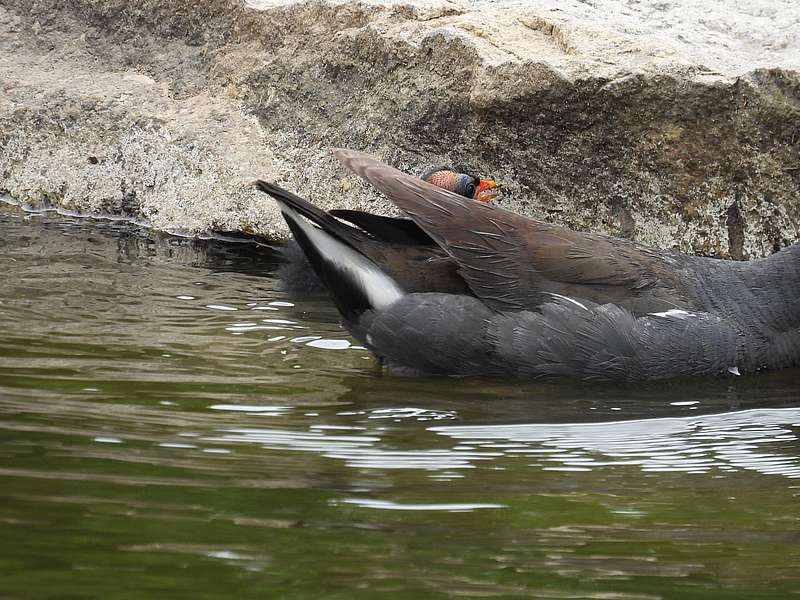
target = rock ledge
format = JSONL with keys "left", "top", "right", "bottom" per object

{"left": 1, "top": 0, "right": 799, "bottom": 257}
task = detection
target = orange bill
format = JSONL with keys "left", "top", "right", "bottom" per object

{"left": 475, "top": 179, "right": 498, "bottom": 203}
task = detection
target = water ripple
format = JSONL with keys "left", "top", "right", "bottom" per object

{"left": 335, "top": 498, "right": 505, "bottom": 511}
{"left": 431, "top": 407, "right": 800, "bottom": 479}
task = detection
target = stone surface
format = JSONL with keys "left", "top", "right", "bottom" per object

{"left": 1, "top": 0, "right": 799, "bottom": 257}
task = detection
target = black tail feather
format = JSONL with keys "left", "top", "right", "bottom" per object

{"left": 328, "top": 210, "right": 435, "bottom": 246}
{"left": 254, "top": 180, "right": 368, "bottom": 247}
{"left": 257, "top": 180, "right": 404, "bottom": 323}
{"left": 280, "top": 210, "right": 375, "bottom": 322}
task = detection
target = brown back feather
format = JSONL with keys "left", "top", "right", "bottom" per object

{"left": 333, "top": 148, "right": 694, "bottom": 313}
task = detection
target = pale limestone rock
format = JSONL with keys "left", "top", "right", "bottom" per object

{"left": 1, "top": 0, "right": 798, "bottom": 258}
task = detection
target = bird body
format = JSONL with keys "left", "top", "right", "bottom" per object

{"left": 256, "top": 149, "right": 800, "bottom": 381}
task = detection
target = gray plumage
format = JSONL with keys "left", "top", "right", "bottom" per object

{"left": 254, "top": 150, "right": 800, "bottom": 382}
{"left": 362, "top": 294, "right": 740, "bottom": 381}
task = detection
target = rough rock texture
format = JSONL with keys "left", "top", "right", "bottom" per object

{"left": 1, "top": 0, "right": 799, "bottom": 257}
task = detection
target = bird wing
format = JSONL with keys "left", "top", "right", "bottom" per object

{"left": 334, "top": 148, "right": 689, "bottom": 312}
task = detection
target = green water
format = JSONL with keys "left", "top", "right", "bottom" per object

{"left": 1, "top": 201, "right": 799, "bottom": 599}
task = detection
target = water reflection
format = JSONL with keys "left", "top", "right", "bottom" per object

{"left": 3, "top": 200, "right": 800, "bottom": 598}
{"left": 201, "top": 405, "right": 800, "bottom": 479}
{"left": 335, "top": 498, "right": 506, "bottom": 511}
{"left": 433, "top": 408, "right": 800, "bottom": 478}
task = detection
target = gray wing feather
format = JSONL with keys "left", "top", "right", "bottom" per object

{"left": 365, "top": 294, "right": 739, "bottom": 381}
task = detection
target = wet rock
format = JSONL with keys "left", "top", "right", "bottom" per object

{"left": 1, "top": 0, "right": 798, "bottom": 257}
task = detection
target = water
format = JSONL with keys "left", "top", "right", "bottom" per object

{"left": 1, "top": 201, "right": 799, "bottom": 599}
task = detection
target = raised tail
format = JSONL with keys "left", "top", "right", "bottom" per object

{"left": 255, "top": 180, "right": 405, "bottom": 322}
{"left": 254, "top": 180, "right": 370, "bottom": 246}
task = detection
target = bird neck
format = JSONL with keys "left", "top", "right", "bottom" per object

{"left": 423, "top": 170, "right": 456, "bottom": 192}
